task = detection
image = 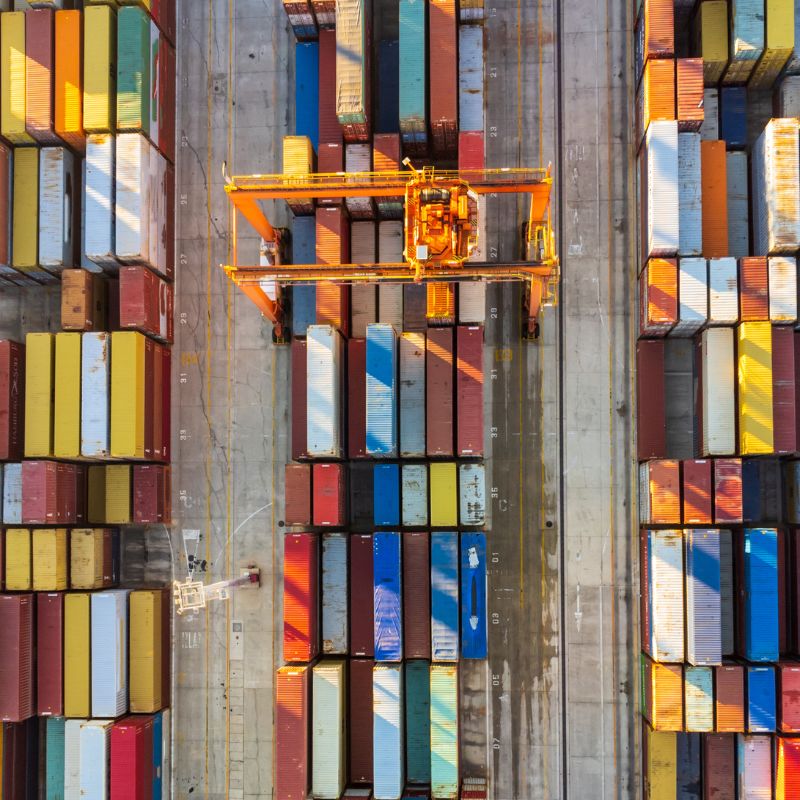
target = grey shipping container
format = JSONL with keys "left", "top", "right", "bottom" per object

{"left": 379, "top": 284, "right": 404, "bottom": 331}
{"left": 351, "top": 283, "right": 378, "bottom": 338}
{"left": 322, "top": 532, "right": 349, "bottom": 654}
{"left": 400, "top": 333, "right": 426, "bottom": 457}
{"left": 402, "top": 464, "right": 428, "bottom": 527}
{"left": 459, "top": 463, "right": 486, "bottom": 526}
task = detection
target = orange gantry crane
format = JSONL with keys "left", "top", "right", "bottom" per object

{"left": 221, "top": 162, "right": 558, "bottom": 338}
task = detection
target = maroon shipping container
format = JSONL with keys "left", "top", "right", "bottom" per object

{"left": 312, "top": 463, "right": 346, "bottom": 527}
{"left": 683, "top": 459, "right": 712, "bottom": 524}
{"left": 403, "top": 532, "right": 431, "bottom": 659}
{"left": 291, "top": 339, "right": 307, "bottom": 461}
{"left": 0, "top": 595, "right": 33, "bottom": 722}
{"left": 348, "top": 338, "right": 367, "bottom": 459}
{"left": 636, "top": 340, "right": 666, "bottom": 460}
{"left": 144, "top": 338, "right": 155, "bottom": 460}
{"left": 739, "top": 257, "right": 769, "bottom": 321}
{"left": 119, "top": 266, "right": 174, "bottom": 344}
{"left": 715, "top": 664, "right": 745, "bottom": 732}
{"left": 275, "top": 666, "right": 310, "bottom": 800}
{"left": 429, "top": 0, "right": 457, "bottom": 155}
{"left": 152, "top": 0, "right": 176, "bottom": 46}
{"left": 714, "top": 458, "right": 742, "bottom": 523}
{"left": 164, "top": 165, "right": 175, "bottom": 281}
{"left": 151, "top": 341, "right": 164, "bottom": 463}
{"left": 22, "top": 460, "right": 58, "bottom": 524}
{"left": 350, "top": 533, "right": 374, "bottom": 657}
{"left": 318, "top": 30, "right": 342, "bottom": 145}
{"left": 56, "top": 462, "right": 80, "bottom": 525}
{"left": 284, "top": 464, "right": 312, "bottom": 526}
{"left": 456, "top": 326, "right": 483, "bottom": 457}
{"left": 317, "top": 142, "right": 344, "bottom": 206}
{"left": 458, "top": 131, "right": 485, "bottom": 171}
{"left": 110, "top": 715, "right": 154, "bottom": 800}
{"left": 773, "top": 326, "right": 797, "bottom": 454}
{"left": 778, "top": 663, "right": 800, "bottom": 732}
{"left": 25, "top": 9, "right": 60, "bottom": 146}
{"left": 0, "top": 340, "right": 24, "bottom": 461}
{"left": 703, "top": 734, "right": 735, "bottom": 799}
{"left": 426, "top": 327, "right": 454, "bottom": 457}
{"left": 133, "top": 465, "right": 171, "bottom": 524}
{"left": 403, "top": 285, "right": 427, "bottom": 332}
{"left": 348, "top": 658, "right": 374, "bottom": 784}
{"left": 36, "top": 592, "right": 63, "bottom": 717}
{"left": 158, "top": 38, "right": 176, "bottom": 164}
{"left": 160, "top": 345, "right": 171, "bottom": 462}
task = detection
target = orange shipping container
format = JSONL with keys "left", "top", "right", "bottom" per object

{"left": 637, "top": 58, "right": 675, "bottom": 145}
{"left": 738, "top": 257, "right": 769, "bottom": 321}
{"left": 642, "top": 655, "right": 683, "bottom": 731}
{"left": 25, "top": 9, "right": 60, "bottom": 146}
{"left": 639, "top": 459, "right": 681, "bottom": 524}
{"left": 676, "top": 58, "right": 703, "bottom": 131}
{"left": 638, "top": 0, "right": 674, "bottom": 63}
{"left": 54, "top": 11, "right": 84, "bottom": 153}
{"left": 639, "top": 258, "right": 677, "bottom": 337}
{"left": 428, "top": 0, "right": 457, "bottom": 155}
{"left": 426, "top": 283, "right": 456, "bottom": 325}
{"left": 701, "top": 140, "right": 728, "bottom": 258}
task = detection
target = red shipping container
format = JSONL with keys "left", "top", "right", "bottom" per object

{"left": 25, "top": 9, "right": 61, "bottom": 146}
{"left": 110, "top": 715, "right": 154, "bottom": 800}
{"left": 22, "top": 460, "right": 58, "bottom": 524}
{"left": 714, "top": 459, "right": 742, "bottom": 523}
{"left": 152, "top": 0, "right": 176, "bottom": 46}
{"left": 350, "top": 534, "right": 374, "bottom": 657}
{"left": 703, "top": 734, "right": 735, "bottom": 799}
{"left": 778, "top": 663, "right": 800, "bottom": 732}
{"left": 348, "top": 658, "right": 374, "bottom": 784}
{"left": 403, "top": 532, "right": 431, "bottom": 659}
{"left": 317, "top": 142, "right": 344, "bottom": 206}
{"left": 429, "top": 0, "right": 457, "bottom": 155}
{"left": 36, "top": 592, "right": 63, "bottom": 717}
{"left": 773, "top": 326, "right": 797, "bottom": 454}
{"left": 291, "top": 339, "right": 307, "bottom": 461}
{"left": 640, "top": 459, "right": 680, "bottom": 524}
{"left": 133, "top": 465, "right": 171, "bottom": 524}
{"left": 284, "top": 464, "right": 312, "bottom": 526}
{"left": 683, "top": 459, "right": 712, "bottom": 524}
{"left": 739, "top": 257, "right": 769, "bottom": 321}
{"left": 639, "top": 258, "right": 677, "bottom": 337}
{"left": 316, "top": 207, "right": 350, "bottom": 265}
{"left": 456, "top": 326, "right": 483, "bottom": 457}
{"left": 283, "top": 533, "right": 318, "bottom": 662}
{"left": 458, "top": 131, "right": 485, "bottom": 171}
{"left": 0, "top": 340, "right": 24, "bottom": 461}
{"left": 0, "top": 595, "right": 33, "bottom": 722}
{"left": 427, "top": 327, "right": 454, "bottom": 456}
{"left": 348, "top": 338, "right": 367, "bottom": 459}
{"left": 777, "top": 736, "right": 800, "bottom": 799}
{"left": 275, "top": 665, "right": 310, "bottom": 800}
{"left": 160, "top": 345, "right": 171, "bottom": 462}
{"left": 119, "top": 266, "right": 174, "bottom": 344}
{"left": 55, "top": 463, "right": 76, "bottom": 524}
{"left": 676, "top": 58, "right": 703, "bottom": 131}
{"left": 715, "top": 664, "right": 745, "bottom": 732}
{"left": 637, "top": 340, "right": 666, "bottom": 461}
{"left": 315, "top": 280, "right": 351, "bottom": 337}
{"left": 158, "top": 38, "right": 176, "bottom": 164}
{"left": 318, "top": 30, "right": 342, "bottom": 145}
{"left": 312, "top": 463, "right": 346, "bottom": 527}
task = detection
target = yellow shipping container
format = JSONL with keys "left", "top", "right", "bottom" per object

{"left": 12, "top": 147, "right": 39, "bottom": 272}
{"left": 129, "top": 590, "right": 163, "bottom": 712}
{"left": 430, "top": 462, "right": 458, "bottom": 526}
{"left": 64, "top": 593, "right": 91, "bottom": 717}
{"left": 32, "top": 528, "right": 68, "bottom": 591}
{"left": 697, "top": 1, "right": 728, "bottom": 85}
{"left": 645, "top": 727, "right": 677, "bottom": 800}
{"left": 282, "top": 135, "right": 315, "bottom": 208}
{"left": 87, "top": 465, "right": 107, "bottom": 524}
{"left": 426, "top": 283, "right": 456, "bottom": 322}
{"left": 24, "top": 332, "right": 55, "bottom": 457}
{"left": 738, "top": 322, "right": 774, "bottom": 454}
{"left": 1, "top": 13, "right": 33, "bottom": 145}
{"left": 5, "top": 528, "right": 32, "bottom": 590}
{"left": 111, "top": 331, "right": 145, "bottom": 458}
{"left": 105, "top": 464, "right": 132, "bottom": 523}
{"left": 70, "top": 528, "right": 105, "bottom": 589}
{"left": 750, "top": 0, "right": 795, "bottom": 89}
{"left": 119, "top": 0, "right": 152, "bottom": 9}
{"left": 83, "top": 5, "right": 117, "bottom": 132}
{"left": 85, "top": 0, "right": 122, "bottom": 6}
{"left": 54, "top": 333, "right": 81, "bottom": 459}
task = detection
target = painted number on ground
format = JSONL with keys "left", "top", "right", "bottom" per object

{"left": 490, "top": 307, "right": 498, "bottom": 319}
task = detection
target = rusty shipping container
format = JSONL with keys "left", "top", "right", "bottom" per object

{"left": 318, "top": 30, "right": 342, "bottom": 145}
{"left": 0, "top": 340, "right": 24, "bottom": 461}
{"left": 133, "top": 465, "right": 170, "bottom": 524}
{"left": 636, "top": 340, "right": 666, "bottom": 460}
{"left": 703, "top": 734, "right": 735, "bottom": 798}
{"left": 683, "top": 459, "right": 711, "bottom": 525}
{"left": 676, "top": 58, "right": 703, "bottom": 131}
{"left": 60, "top": 270, "right": 108, "bottom": 331}
{"left": 403, "top": 531, "right": 431, "bottom": 659}
{"left": 456, "top": 326, "right": 483, "bottom": 457}
{"left": 119, "top": 266, "right": 174, "bottom": 344}
{"left": 426, "top": 327, "right": 454, "bottom": 457}
{"left": 639, "top": 460, "right": 680, "bottom": 524}
{"left": 284, "top": 464, "right": 311, "bottom": 526}
{"left": 36, "top": 591, "right": 63, "bottom": 717}
{"left": 275, "top": 665, "right": 310, "bottom": 800}
{"left": 348, "top": 338, "right": 367, "bottom": 459}
{"left": 739, "top": 256, "right": 769, "bottom": 321}
{"left": 0, "top": 594, "right": 33, "bottom": 722}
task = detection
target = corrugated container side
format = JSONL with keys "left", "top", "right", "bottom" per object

{"left": 684, "top": 666, "right": 713, "bottom": 732}
{"left": 700, "top": 88, "right": 719, "bottom": 140}
{"left": 456, "top": 326, "right": 483, "bottom": 456}
{"left": 739, "top": 256, "right": 769, "bottom": 321}
{"left": 311, "top": 661, "right": 346, "bottom": 798}
{"left": 644, "top": 120, "right": 679, "bottom": 260}
{"left": 350, "top": 533, "right": 374, "bottom": 656}
{"left": 373, "top": 132, "right": 403, "bottom": 217}
{"left": 295, "top": 42, "right": 319, "bottom": 148}
{"left": 637, "top": 344, "right": 666, "bottom": 462}
{"left": 110, "top": 716, "right": 154, "bottom": 800}
{"left": 428, "top": 0, "right": 457, "bottom": 154}
{"left": 736, "top": 735, "right": 773, "bottom": 797}
{"left": 399, "top": 0, "right": 426, "bottom": 150}
{"left": 459, "top": 463, "right": 485, "bottom": 526}
{"left": 25, "top": 9, "right": 60, "bottom": 145}
{"left": 110, "top": 331, "right": 146, "bottom": 459}
{"left": 642, "top": 529, "right": 684, "bottom": 662}
{"left": 676, "top": 57, "right": 703, "bottom": 130}
{"left": 426, "top": 328, "right": 454, "bottom": 456}
{"left": 643, "top": 726, "right": 676, "bottom": 799}
{"left": 45, "top": 716, "right": 65, "bottom": 800}
{"left": 347, "top": 338, "right": 367, "bottom": 459}
{"left": 306, "top": 325, "right": 343, "bottom": 458}
{"left": 321, "top": 532, "right": 348, "bottom": 654}
{"left": 772, "top": 326, "right": 797, "bottom": 454}
{"left": 90, "top": 589, "right": 129, "bottom": 718}
{"left": 769, "top": 255, "right": 797, "bottom": 323}
{"left": 460, "top": 532, "right": 487, "bottom": 659}
{"left": 431, "top": 532, "right": 459, "bottom": 662}
{"left": 684, "top": 528, "right": 721, "bottom": 665}
{"left": 32, "top": 528, "right": 67, "bottom": 590}
{"left": 373, "top": 665, "right": 404, "bottom": 798}
{"left": 430, "top": 462, "right": 457, "bottom": 527}
{"left": 374, "top": 463, "right": 400, "bottom": 526}
{"left": 682, "top": 459, "right": 711, "bottom": 524}
{"left": 430, "top": 665, "right": 459, "bottom": 798}
{"left": 752, "top": 0, "right": 795, "bottom": 88}
{"left": 378, "top": 220, "right": 403, "bottom": 263}
{"left": 403, "top": 532, "right": 430, "bottom": 659}
{"left": 39, "top": 148, "right": 78, "bottom": 271}
{"left": 335, "top": 0, "right": 369, "bottom": 139}
{"left": 716, "top": 664, "right": 745, "bottom": 732}
{"left": 374, "top": 531, "right": 403, "bottom": 662}
{"left": 348, "top": 659, "right": 374, "bottom": 785}
{"left": 312, "top": 462, "right": 346, "bottom": 526}
{"left": 351, "top": 283, "right": 377, "bottom": 338}
{"left": 399, "top": 333, "right": 425, "bottom": 458}
{"left": 638, "top": 459, "right": 680, "bottom": 524}
{"left": 1, "top": 13, "right": 33, "bottom": 145}
{"left": 85, "top": 134, "right": 118, "bottom": 268}
{"left": 747, "top": 666, "right": 776, "bottom": 732}
{"left": 401, "top": 463, "right": 428, "bottom": 527}
{"left": 317, "top": 30, "right": 342, "bottom": 145}
{"left": 53, "top": 333, "right": 80, "bottom": 459}
{"left": 83, "top": 6, "right": 116, "bottom": 132}
{"left": 458, "top": 24, "right": 482, "bottom": 133}
{"left": 725, "top": 0, "right": 765, "bottom": 83}
{"left": 78, "top": 721, "right": 112, "bottom": 800}
{"left": 115, "top": 133, "right": 152, "bottom": 267}
{"left": 284, "top": 464, "right": 311, "bottom": 526}
{"left": 701, "top": 328, "right": 736, "bottom": 456}
{"left": 707, "top": 256, "right": 739, "bottom": 324}
{"left": 290, "top": 339, "right": 307, "bottom": 460}
{"left": 282, "top": 135, "right": 315, "bottom": 215}
{"left": 283, "top": 533, "right": 319, "bottom": 663}
{"left": 129, "top": 589, "right": 165, "bottom": 713}
{"left": 366, "top": 323, "right": 398, "bottom": 458}
{"left": 0, "top": 594, "right": 33, "bottom": 722}
{"left": 405, "top": 659, "right": 431, "bottom": 785}
{"left": 116, "top": 6, "right": 150, "bottom": 132}
{"left": 739, "top": 528, "right": 779, "bottom": 662}
{"left": 275, "top": 666, "right": 310, "bottom": 800}
{"left": 671, "top": 257, "right": 707, "bottom": 336}
{"left": 777, "top": 736, "right": 800, "bottom": 799}
{"left": 119, "top": 266, "right": 174, "bottom": 343}
{"left": 727, "top": 151, "right": 749, "bottom": 257}
{"left": 700, "top": 139, "right": 728, "bottom": 258}
{"left": 376, "top": 40, "right": 400, "bottom": 134}
{"left": 12, "top": 147, "right": 41, "bottom": 278}
{"left": 0, "top": 340, "right": 24, "bottom": 461}
{"left": 403, "top": 283, "right": 427, "bottom": 331}
{"left": 344, "top": 144, "right": 374, "bottom": 219}
{"left": 737, "top": 322, "right": 774, "bottom": 455}
{"left": 642, "top": 655, "right": 683, "bottom": 730}
{"left": 720, "top": 86, "right": 747, "bottom": 149}
{"left": 676, "top": 132, "right": 701, "bottom": 256}
{"left": 639, "top": 258, "right": 677, "bottom": 337}
{"left": 54, "top": 10, "right": 85, "bottom": 152}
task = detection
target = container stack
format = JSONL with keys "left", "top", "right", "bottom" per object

{"left": 0, "top": 3, "right": 176, "bottom": 798}
{"left": 637, "top": 0, "right": 800, "bottom": 793}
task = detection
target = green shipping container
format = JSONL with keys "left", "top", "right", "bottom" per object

{"left": 117, "top": 6, "right": 150, "bottom": 132}
{"left": 399, "top": 0, "right": 427, "bottom": 146}
{"left": 45, "top": 717, "right": 66, "bottom": 800}
{"left": 405, "top": 660, "right": 431, "bottom": 784}
{"left": 430, "top": 664, "right": 458, "bottom": 798}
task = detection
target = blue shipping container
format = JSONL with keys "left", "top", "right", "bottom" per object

{"left": 322, "top": 533, "right": 349, "bottom": 654}
{"left": 720, "top": 87, "right": 747, "bottom": 150}
{"left": 404, "top": 659, "right": 431, "bottom": 784}
{"left": 431, "top": 532, "right": 459, "bottom": 662}
{"left": 374, "top": 532, "right": 403, "bottom": 661}
{"left": 742, "top": 459, "right": 781, "bottom": 523}
{"left": 746, "top": 666, "right": 776, "bottom": 732}
{"left": 45, "top": 717, "right": 65, "bottom": 800}
{"left": 373, "top": 665, "right": 404, "bottom": 798}
{"left": 743, "top": 528, "right": 779, "bottom": 662}
{"left": 153, "top": 710, "right": 164, "bottom": 800}
{"left": 366, "top": 324, "right": 398, "bottom": 457}
{"left": 460, "top": 532, "right": 487, "bottom": 659}
{"left": 684, "top": 529, "right": 721, "bottom": 666}
{"left": 676, "top": 733, "right": 701, "bottom": 800}
{"left": 374, "top": 463, "right": 401, "bottom": 526}
{"left": 377, "top": 40, "right": 400, "bottom": 133}
{"left": 295, "top": 43, "right": 319, "bottom": 149}
{"left": 398, "top": 0, "right": 427, "bottom": 147}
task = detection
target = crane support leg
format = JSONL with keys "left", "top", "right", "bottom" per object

{"left": 236, "top": 281, "right": 285, "bottom": 338}
{"left": 525, "top": 280, "right": 544, "bottom": 338}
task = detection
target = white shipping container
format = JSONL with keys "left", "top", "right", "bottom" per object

{"left": 401, "top": 464, "right": 428, "bottom": 526}
{"left": 720, "top": 529, "right": 734, "bottom": 656}
{"left": 79, "top": 721, "right": 113, "bottom": 800}
{"left": 39, "top": 148, "right": 77, "bottom": 270}
{"left": 147, "top": 143, "right": 168, "bottom": 278}
{"left": 458, "top": 282, "right": 486, "bottom": 324}
{"left": 646, "top": 121, "right": 680, "bottom": 258}
{"left": 751, "top": 118, "right": 800, "bottom": 255}
{"left": 64, "top": 718, "right": 86, "bottom": 800}
{"left": 81, "top": 333, "right": 110, "bottom": 458}
{"left": 647, "top": 529, "right": 685, "bottom": 662}
{"left": 373, "top": 665, "right": 404, "bottom": 800}
{"left": 777, "top": 75, "right": 800, "bottom": 117}
{"left": 399, "top": 333, "right": 425, "bottom": 458}
{"left": 466, "top": 197, "right": 487, "bottom": 264}
{"left": 459, "top": 463, "right": 486, "bottom": 526}
{"left": 678, "top": 132, "right": 702, "bottom": 256}
{"left": 351, "top": 284, "right": 377, "bottom": 338}
{"left": 378, "top": 221, "right": 404, "bottom": 263}
{"left": 312, "top": 660, "right": 346, "bottom": 799}
{"left": 700, "top": 89, "right": 719, "bottom": 140}
{"left": 2, "top": 461, "right": 21, "bottom": 523}
{"left": 379, "top": 284, "right": 404, "bottom": 331}
{"left": 321, "top": 532, "right": 348, "bottom": 654}
{"left": 684, "top": 666, "right": 714, "bottom": 732}
{"left": 768, "top": 256, "right": 797, "bottom": 323}
{"left": 708, "top": 257, "right": 739, "bottom": 324}
{"left": 702, "top": 328, "right": 736, "bottom": 456}
{"left": 727, "top": 151, "right": 749, "bottom": 258}
{"left": 345, "top": 144, "right": 374, "bottom": 219}
{"left": 672, "top": 257, "right": 707, "bottom": 336}
{"left": 736, "top": 735, "right": 772, "bottom": 800}
{"left": 116, "top": 133, "right": 151, "bottom": 266}
{"left": 306, "top": 325, "right": 343, "bottom": 458}
{"left": 85, "top": 135, "right": 117, "bottom": 270}
{"left": 90, "top": 589, "right": 130, "bottom": 718}
{"left": 458, "top": 25, "right": 483, "bottom": 132}
{"left": 351, "top": 221, "right": 377, "bottom": 263}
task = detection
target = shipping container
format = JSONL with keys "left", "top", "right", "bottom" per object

{"left": 702, "top": 734, "right": 735, "bottom": 797}
{"left": 778, "top": 74, "right": 800, "bottom": 116}
{"left": 738, "top": 322, "right": 774, "bottom": 454}
{"left": 312, "top": 660, "right": 346, "bottom": 799}
{"left": 700, "top": 140, "right": 728, "bottom": 258}
{"left": 119, "top": 267, "right": 174, "bottom": 343}
{"left": 283, "top": 135, "right": 315, "bottom": 215}
{"left": 430, "top": 665, "right": 458, "bottom": 799}
{"left": 720, "top": 531, "right": 736, "bottom": 655}
{"left": 64, "top": 593, "right": 90, "bottom": 717}
{"left": 727, "top": 151, "right": 749, "bottom": 258}
{"left": 321, "top": 532, "right": 348, "bottom": 654}
{"left": 401, "top": 464, "right": 428, "bottom": 527}
{"left": 111, "top": 331, "right": 146, "bottom": 459}
{"left": 373, "top": 664, "right": 404, "bottom": 799}
{"left": 428, "top": 0, "right": 456, "bottom": 154}
{"left": 719, "top": 87, "right": 747, "bottom": 150}
{"left": 676, "top": 133, "right": 701, "bottom": 257}
{"left": 21, "top": 461, "right": 58, "bottom": 524}
{"left": 306, "top": 325, "right": 344, "bottom": 458}
{"left": 1, "top": 12, "right": 32, "bottom": 144}
{"left": 374, "top": 532, "right": 403, "bottom": 662}
{"left": 335, "top": 0, "right": 369, "bottom": 140}
{"left": 724, "top": 0, "right": 765, "bottom": 83}
{"left": 426, "top": 283, "right": 455, "bottom": 326}
{"left": 739, "top": 256, "right": 769, "bottom": 321}
{"left": 152, "top": 709, "right": 167, "bottom": 800}
{"left": 0, "top": 594, "right": 33, "bottom": 722}
{"left": 5, "top": 527, "right": 31, "bottom": 590}
{"left": 316, "top": 282, "right": 350, "bottom": 335}
{"left": 283, "top": 533, "right": 318, "bottom": 663}
{"left": 351, "top": 284, "right": 377, "bottom": 338}
{"left": 378, "top": 220, "right": 403, "bottom": 264}
{"left": 295, "top": 42, "right": 319, "bottom": 148}
{"left": 317, "top": 29, "right": 341, "bottom": 145}
{"left": 282, "top": 0, "right": 317, "bottom": 40}
{"left": 350, "top": 533, "right": 374, "bottom": 656}
{"left": 291, "top": 339, "right": 307, "bottom": 460}
{"left": 110, "top": 716, "right": 153, "bottom": 800}
{"left": 458, "top": 463, "right": 485, "bottom": 526}
{"left": 777, "top": 736, "right": 800, "bottom": 799}
{"left": 676, "top": 58, "right": 703, "bottom": 131}
{"left": 637, "top": 339, "right": 666, "bottom": 461}
{"left": 116, "top": 7, "right": 150, "bottom": 132}
{"left": 707, "top": 257, "right": 739, "bottom": 324}
{"left": 431, "top": 532, "right": 459, "bottom": 662}
{"left": 91, "top": 589, "right": 129, "bottom": 718}
{"left": 347, "top": 339, "right": 367, "bottom": 459}
{"left": 85, "top": 135, "right": 118, "bottom": 269}
{"left": 773, "top": 326, "right": 796, "bottom": 454}
{"left": 83, "top": 6, "right": 116, "bottom": 132}
{"left": 738, "top": 528, "right": 779, "bottom": 662}
{"left": 374, "top": 463, "right": 400, "bottom": 526}
{"left": 345, "top": 145, "right": 374, "bottom": 219}
{"left": 403, "top": 532, "right": 430, "bottom": 660}
{"left": 24, "top": 10, "right": 57, "bottom": 146}
{"left": 292, "top": 285, "right": 316, "bottom": 339}
{"left": 426, "top": 328, "right": 453, "bottom": 456}
{"left": 102, "top": 464, "right": 132, "bottom": 524}
{"left": 62, "top": 270, "right": 107, "bottom": 331}
{"left": 292, "top": 218, "right": 317, "bottom": 276}
{"left": 643, "top": 726, "right": 676, "bottom": 799}
{"left": 641, "top": 529, "right": 684, "bottom": 662}
{"left": 460, "top": 532, "right": 487, "bottom": 659}
{"left": 639, "top": 258, "right": 677, "bottom": 337}
{"left": 349, "top": 462, "right": 374, "bottom": 532}
{"left": 129, "top": 589, "right": 167, "bottom": 713}
{"left": 45, "top": 716, "right": 65, "bottom": 800}
{"left": 746, "top": 666, "right": 776, "bottom": 732}
{"left": 37, "top": 593, "right": 63, "bottom": 716}
{"left": 430, "top": 463, "right": 457, "bottom": 528}
{"left": 638, "top": 459, "right": 680, "bottom": 524}
{"left": 399, "top": 333, "right": 425, "bottom": 458}
{"left": 275, "top": 665, "right": 310, "bottom": 800}
{"left": 3, "top": 462, "right": 22, "bottom": 523}
{"left": 79, "top": 720, "right": 113, "bottom": 800}
{"left": 643, "top": 121, "right": 679, "bottom": 261}
{"left": 312, "top": 462, "right": 346, "bottom": 527}
{"left": 366, "top": 324, "right": 398, "bottom": 458}
{"left": 641, "top": 655, "right": 683, "bottom": 731}
{"left": 716, "top": 664, "right": 745, "bottom": 732}
{"left": 405, "top": 660, "right": 431, "bottom": 785}
{"left": 0, "top": 341, "right": 22, "bottom": 461}
{"left": 403, "top": 284, "right": 427, "bottom": 331}
{"left": 378, "top": 284, "right": 403, "bottom": 330}
{"left": 284, "top": 464, "right": 311, "bottom": 526}
{"left": 54, "top": 10, "right": 84, "bottom": 152}
{"left": 685, "top": 528, "right": 721, "bottom": 665}
{"left": 736, "top": 735, "right": 772, "bottom": 798}
{"left": 52, "top": 333, "right": 80, "bottom": 459}
{"left": 375, "top": 39, "right": 399, "bottom": 134}
{"left": 373, "top": 132, "right": 402, "bottom": 218}
{"left": 32, "top": 528, "right": 67, "bottom": 590}
{"left": 12, "top": 146, "right": 44, "bottom": 280}
{"left": 133, "top": 464, "right": 170, "bottom": 523}
{"left": 455, "top": 326, "right": 483, "bottom": 456}
{"left": 458, "top": 24, "right": 482, "bottom": 133}
{"left": 700, "top": 328, "right": 736, "bottom": 456}
{"left": 684, "top": 667, "right": 713, "bottom": 732}
{"left": 637, "top": 57, "right": 675, "bottom": 145}
{"left": 700, "top": 89, "right": 718, "bottom": 140}
{"left": 65, "top": 717, "right": 86, "bottom": 800}
{"left": 682, "top": 459, "right": 711, "bottom": 524}
{"left": 399, "top": 0, "right": 426, "bottom": 151}
{"left": 768, "top": 256, "right": 797, "bottom": 324}
{"left": 344, "top": 660, "right": 373, "bottom": 788}
{"left": 458, "top": 284, "right": 486, "bottom": 326}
